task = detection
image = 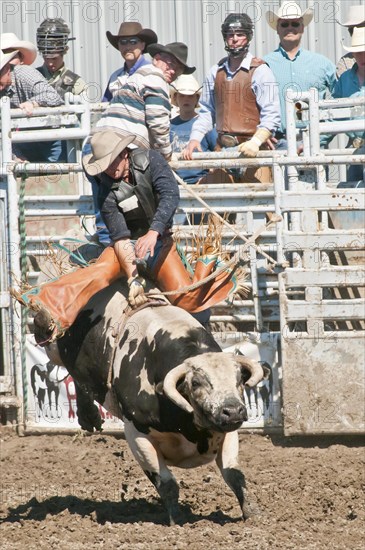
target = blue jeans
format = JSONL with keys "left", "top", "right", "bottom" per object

{"left": 82, "top": 141, "right": 111, "bottom": 246}
{"left": 13, "top": 140, "right": 64, "bottom": 163}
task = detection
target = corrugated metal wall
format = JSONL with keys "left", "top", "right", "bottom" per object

{"left": 1, "top": 0, "right": 364, "bottom": 100}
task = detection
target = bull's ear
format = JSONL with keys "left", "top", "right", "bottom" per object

{"left": 234, "top": 355, "right": 267, "bottom": 388}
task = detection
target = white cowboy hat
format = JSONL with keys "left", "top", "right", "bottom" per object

{"left": 0, "top": 50, "right": 19, "bottom": 71}
{"left": 0, "top": 33, "right": 37, "bottom": 65}
{"left": 338, "top": 5, "right": 365, "bottom": 27}
{"left": 82, "top": 131, "right": 136, "bottom": 176}
{"left": 170, "top": 74, "right": 202, "bottom": 107}
{"left": 266, "top": 1, "right": 314, "bottom": 30}
{"left": 343, "top": 26, "right": 365, "bottom": 52}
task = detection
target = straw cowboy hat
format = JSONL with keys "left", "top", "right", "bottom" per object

{"left": 266, "top": 1, "right": 314, "bottom": 30}
{"left": 343, "top": 26, "right": 365, "bottom": 52}
{"left": 82, "top": 131, "right": 136, "bottom": 176}
{"left": 147, "top": 42, "right": 196, "bottom": 74}
{"left": 0, "top": 33, "right": 37, "bottom": 65}
{"left": 106, "top": 22, "right": 157, "bottom": 51}
{"left": 338, "top": 5, "right": 365, "bottom": 26}
{"left": 170, "top": 74, "right": 202, "bottom": 107}
{"left": 0, "top": 50, "right": 19, "bottom": 71}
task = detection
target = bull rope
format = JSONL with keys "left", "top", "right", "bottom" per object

{"left": 172, "top": 171, "right": 283, "bottom": 267}
{"left": 145, "top": 210, "right": 282, "bottom": 298}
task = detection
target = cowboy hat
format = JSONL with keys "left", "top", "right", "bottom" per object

{"left": 106, "top": 22, "right": 157, "bottom": 51}
{"left": 170, "top": 74, "right": 202, "bottom": 107}
{"left": 1, "top": 33, "right": 37, "bottom": 65}
{"left": 82, "top": 131, "right": 136, "bottom": 176}
{"left": 266, "top": 1, "right": 314, "bottom": 30}
{"left": 147, "top": 42, "right": 196, "bottom": 74}
{"left": 343, "top": 26, "right": 365, "bottom": 52}
{"left": 338, "top": 5, "right": 365, "bottom": 27}
{"left": 0, "top": 50, "right": 19, "bottom": 71}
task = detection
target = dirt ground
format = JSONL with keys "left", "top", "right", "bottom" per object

{"left": 0, "top": 429, "right": 364, "bottom": 550}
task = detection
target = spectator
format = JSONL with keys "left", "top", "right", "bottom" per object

{"left": 336, "top": 5, "right": 365, "bottom": 77}
{"left": 170, "top": 74, "right": 217, "bottom": 185}
{"left": 0, "top": 46, "right": 64, "bottom": 163}
{"left": 333, "top": 26, "right": 365, "bottom": 181}
{"left": 184, "top": 13, "right": 280, "bottom": 184}
{"left": 102, "top": 21, "right": 157, "bottom": 101}
{"left": 264, "top": 1, "right": 336, "bottom": 150}
{"left": 36, "top": 18, "right": 86, "bottom": 99}
{"left": 1, "top": 32, "right": 37, "bottom": 65}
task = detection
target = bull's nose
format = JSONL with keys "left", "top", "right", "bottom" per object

{"left": 220, "top": 404, "right": 247, "bottom": 423}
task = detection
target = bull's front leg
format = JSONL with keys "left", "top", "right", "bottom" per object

{"left": 123, "top": 420, "right": 180, "bottom": 525}
{"left": 216, "top": 431, "right": 252, "bottom": 520}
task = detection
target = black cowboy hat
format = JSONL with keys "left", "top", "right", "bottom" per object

{"left": 147, "top": 42, "right": 196, "bottom": 74}
{"left": 106, "top": 22, "right": 157, "bottom": 52}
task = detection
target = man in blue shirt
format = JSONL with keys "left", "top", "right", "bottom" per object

{"left": 102, "top": 21, "right": 157, "bottom": 101}
{"left": 264, "top": 1, "right": 337, "bottom": 151}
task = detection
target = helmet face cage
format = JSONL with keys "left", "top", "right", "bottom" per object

{"left": 221, "top": 14, "right": 253, "bottom": 56}
{"left": 37, "top": 18, "right": 71, "bottom": 55}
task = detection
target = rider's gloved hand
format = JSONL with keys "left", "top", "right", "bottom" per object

{"left": 127, "top": 276, "right": 148, "bottom": 308}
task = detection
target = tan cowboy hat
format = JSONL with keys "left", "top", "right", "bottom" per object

{"left": 338, "top": 5, "right": 365, "bottom": 27}
{"left": 266, "top": 1, "right": 314, "bottom": 30}
{"left": 1, "top": 33, "right": 37, "bottom": 65}
{"left": 147, "top": 42, "right": 196, "bottom": 74}
{"left": 170, "top": 74, "right": 202, "bottom": 107}
{"left": 82, "top": 131, "right": 136, "bottom": 176}
{"left": 343, "top": 26, "right": 365, "bottom": 52}
{"left": 106, "top": 22, "right": 157, "bottom": 51}
{"left": 0, "top": 50, "right": 19, "bottom": 71}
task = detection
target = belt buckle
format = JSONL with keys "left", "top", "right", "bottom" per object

{"left": 219, "top": 134, "right": 238, "bottom": 148}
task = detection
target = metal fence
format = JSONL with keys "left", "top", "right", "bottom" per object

{"left": 0, "top": 91, "right": 364, "bottom": 434}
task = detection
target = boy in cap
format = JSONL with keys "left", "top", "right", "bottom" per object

{"left": 170, "top": 74, "right": 217, "bottom": 187}
{"left": 264, "top": 1, "right": 336, "bottom": 150}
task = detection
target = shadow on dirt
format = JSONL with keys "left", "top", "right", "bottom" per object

{"left": 2, "top": 495, "right": 242, "bottom": 526}
{"left": 267, "top": 434, "right": 365, "bottom": 449}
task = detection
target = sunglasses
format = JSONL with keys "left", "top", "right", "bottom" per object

{"left": 279, "top": 21, "right": 301, "bottom": 28}
{"left": 118, "top": 37, "right": 140, "bottom": 46}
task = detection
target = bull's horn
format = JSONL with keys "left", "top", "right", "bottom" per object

{"left": 163, "top": 363, "right": 194, "bottom": 414}
{"left": 235, "top": 356, "right": 265, "bottom": 388}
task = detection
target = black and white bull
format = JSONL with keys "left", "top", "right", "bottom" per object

{"left": 44, "top": 281, "right": 269, "bottom": 524}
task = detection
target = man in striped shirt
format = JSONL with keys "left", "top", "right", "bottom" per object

{"left": 264, "top": 1, "right": 336, "bottom": 151}
{"left": 94, "top": 41, "right": 195, "bottom": 161}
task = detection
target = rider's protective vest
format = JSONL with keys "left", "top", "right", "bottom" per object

{"left": 214, "top": 57, "right": 266, "bottom": 136}
{"left": 112, "top": 149, "right": 158, "bottom": 239}
{"left": 38, "top": 66, "right": 80, "bottom": 99}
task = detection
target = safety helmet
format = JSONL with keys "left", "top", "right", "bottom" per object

{"left": 36, "top": 18, "right": 72, "bottom": 56}
{"left": 221, "top": 13, "right": 253, "bottom": 57}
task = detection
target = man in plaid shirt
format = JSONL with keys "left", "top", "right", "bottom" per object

{"left": 0, "top": 42, "right": 64, "bottom": 162}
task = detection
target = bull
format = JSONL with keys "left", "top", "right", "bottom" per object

{"left": 42, "top": 281, "right": 269, "bottom": 524}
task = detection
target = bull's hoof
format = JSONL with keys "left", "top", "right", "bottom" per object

{"left": 77, "top": 403, "right": 104, "bottom": 433}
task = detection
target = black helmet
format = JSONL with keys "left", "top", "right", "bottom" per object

{"left": 221, "top": 13, "right": 253, "bottom": 57}
{"left": 36, "top": 18, "right": 72, "bottom": 55}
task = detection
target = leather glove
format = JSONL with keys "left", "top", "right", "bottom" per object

{"left": 127, "top": 276, "right": 148, "bottom": 308}
{"left": 238, "top": 128, "right": 272, "bottom": 158}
